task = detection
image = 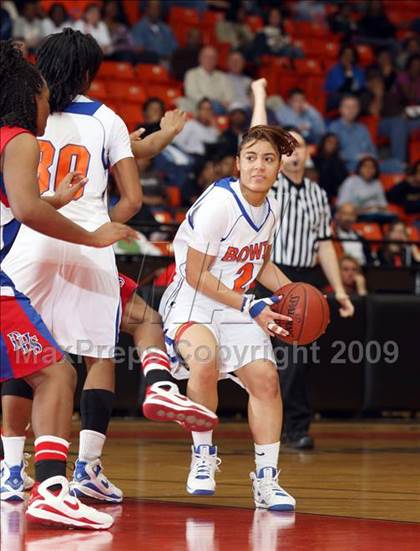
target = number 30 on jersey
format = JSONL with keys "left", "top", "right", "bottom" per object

{"left": 38, "top": 140, "right": 90, "bottom": 200}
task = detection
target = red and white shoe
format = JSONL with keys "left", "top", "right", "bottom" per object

{"left": 142, "top": 382, "right": 218, "bottom": 432}
{"left": 26, "top": 476, "right": 114, "bottom": 530}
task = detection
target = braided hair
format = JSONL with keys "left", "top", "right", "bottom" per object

{"left": 36, "top": 28, "right": 103, "bottom": 113}
{"left": 0, "top": 40, "right": 44, "bottom": 134}
{"left": 239, "top": 125, "right": 298, "bottom": 159}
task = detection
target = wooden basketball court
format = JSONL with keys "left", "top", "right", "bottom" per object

{"left": 2, "top": 419, "right": 419, "bottom": 550}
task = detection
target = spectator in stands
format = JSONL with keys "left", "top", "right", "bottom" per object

{"left": 172, "top": 97, "right": 220, "bottom": 156}
{"left": 397, "top": 37, "right": 420, "bottom": 71}
{"left": 327, "top": 3, "right": 359, "bottom": 40}
{"left": 327, "top": 255, "right": 368, "bottom": 296}
{"left": 75, "top": 3, "right": 112, "bottom": 54}
{"left": 183, "top": 46, "right": 234, "bottom": 114}
{"left": 131, "top": 0, "right": 178, "bottom": 63}
{"left": 139, "top": 97, "right": 166, "bottom": 136}
{"left": 395, "top": 54, "right": 420, "bottom": 107}
{"left": 136, "top": 156, "right": 167, "bottom": 208}
{"left": 369, "top": 47, "right": 397, "bottom": 92}
{"left": 41, "top": 3, "right": 74, "bottom": 37}
{"left": 357, "top": 0, "right": 396, "bottom": 49}
{"left": 226, "top": 51, "right": 252, "bottom": 110}
{"left": 218, "top": 104, "right": 248, "bottom": 155}
{"left": 313, "top": 133, "right": 348, "bottom": 200}
{"left": 102, "top": 0, "right": 142, "bottom": 63}
{"left": 274, "top": 88, "right": 326, "bottom": 144}
{"left": 13, "top": 0, "right": 43, "bottom": 50}
{"left": 337, "top": 157, "right": 394, "bottom": 223}
{"left": 386, "top": 161, "right": 420, "bottom": 217}
{"left": 171, "top": 28, "right": 202, "bottom": 82}
{"left": 325, "top": 44, "right": 365, "bottom": 111}
{"left": 377, "top": 221, "right": 420, "bottom": 266}
{"left": 252, "top": 7, "right": 303, "bottom": 59}
{"left": 333, "top": 203, "right": 373, "bottom": 265}
{"left": 214, "top": 153, "right": 236, "bottom": 179}
{"left": 329, "top": 95, "right": 376, "bottom": 171}
{"left": 0, "top": 6, "right": 13, "bottom": 39}
{"left": 216, "top": 2, "right": 255, "bottom": 53}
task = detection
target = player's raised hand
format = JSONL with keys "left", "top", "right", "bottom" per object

{"left": 251, "top": 78, "right": 267, "bottom": 99}
{"left": 160, "top": 109, "right": 187, "bottom": 136}
{"left": 89, "top": 222, "right": 139, "bottom": 248}
{"left": 130, "top": 127, "right": 146, "bottom": 142}
{"left": 242, "top": 294, "right": 291, "bottom": 337}
{"left": 54, "top": 171, "right": 88, "bottom": 207}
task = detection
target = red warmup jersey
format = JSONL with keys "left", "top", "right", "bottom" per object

{"left": 118, "top": 273, "right": 138, "bottom": 312}
{"left": 0, "top": 126, "right": 63, "bottom": 382}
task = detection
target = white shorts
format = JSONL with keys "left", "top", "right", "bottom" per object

{"left": 2, "top": 228, "right": 120, "bottom": 358}
{"left": 160, "top": 290, "right": 276, "bottom": 380}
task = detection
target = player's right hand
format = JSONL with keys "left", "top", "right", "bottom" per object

{"left": 89, "top": 222, "right": 139, "bottom": 248}
{"left": 160, "top": 109, "right": 187, "bottom": 136}
{"left": 251, "top": 78, "right": 267, "bottom": 98}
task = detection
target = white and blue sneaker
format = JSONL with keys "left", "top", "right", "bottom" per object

{"left": 186, "top": 445, "right": 221, "bottom": 495}
{"left": 70, "top": 459, "right": 123, "bottom": 503}
{"left": 250, "top": 467, "right": 296, "bottom": 511}
{"left": 0, "top": 461, "right": 25, "bottom": 502}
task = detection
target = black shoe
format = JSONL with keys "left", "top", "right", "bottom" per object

{"left": 282, "top": 433, "right": 314, "bottom": 450}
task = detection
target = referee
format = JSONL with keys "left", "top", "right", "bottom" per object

{"left": 251, "top": 79, "right": 354, "bottom": 450}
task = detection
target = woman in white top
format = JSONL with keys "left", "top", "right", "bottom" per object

{"left": 74, "top": 3, "right": 111, "bottom": 54}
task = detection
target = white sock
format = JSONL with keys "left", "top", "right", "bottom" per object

{"left": 78, "top": 430, "right": 106, "bottom": 463}
{"left": 1, "top": 435, "right": 26, "bottom": 466}
{"left": 192, "top": 431, "right": 213, "bottom": 448}
{"left": 254, "top": 441, "right": 280, "bottom": 472}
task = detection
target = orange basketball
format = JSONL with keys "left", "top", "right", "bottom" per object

{"left": 271, "top": 282, "right": 330, "bottom": 345}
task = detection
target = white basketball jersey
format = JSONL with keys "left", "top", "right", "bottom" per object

{"left": 160, "top": 177, "right": 278, "bottom": 317}
{"left": 37, "top": 94, "right": 133, "bottom": 228}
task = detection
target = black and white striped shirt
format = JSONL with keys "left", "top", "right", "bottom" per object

{"left": 270, "top": 173, "right": 332, "bottom": 268}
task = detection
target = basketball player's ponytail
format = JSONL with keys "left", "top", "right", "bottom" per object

{"left": 239, "top": 125, "right": 298, "bottom": 158}
{"left": 0, "top": 40, "right": 44, "bottom": 134}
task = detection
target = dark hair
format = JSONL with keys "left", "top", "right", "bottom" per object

{"left": 36, "top": 28, "right": 103, "bottom": 113}
{"left": 407, "top": 159, "right": 420, "bottom": 176}
{"left": 287, "top": 87, "right": 305, "bottom": 98}
{"left": 143, "top": 96, "right": 165, "bottom": 113}
{"left": 317, "top": 132, "right": 340, "bottom": 156}
{"left": 356, "top": 156, "right": 380, "bottom": 180}
{"left": 197, "top": 97, "right": 212, "bottom": 109}
{"left": 238, "top": 125, "right": 297, "bottom": 158}
{"left": 84, "top": 2, "right": 101, "bottom": 16}
{"left": 339, "top": 43, "right": 359, "bottom": 64}
{"left": 405, "top": 53, "right": 420, "bottom": 72}
{"left": 0, "top": 40, "right": 44, "bottom": 134}
{"left": 48, "top": 3, "right": 68, "bottom": 20}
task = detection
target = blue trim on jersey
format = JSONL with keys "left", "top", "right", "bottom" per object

{"left": 64, "top": 101, "right": 103, "bottom": 116}
{"left": 114, "top": 302, "right": 121, "bottom": 347}
{"left": 187, "top": 184, "right": 216, "bottom": 230}
{"left": 0, "top": 270, "right": 15, "bottom": 288}
{"left": 0, "top": 334, "right": 13, "bottom": 380}
{"left": 16, "top": 293, "right": 63, "bottom": 353}
{"left": 0, "top": 218, "right": 21, "bottom": 263}
{"left": 0, "top": 172, "right": 6, "bottom": 196}
{"left": 214, "top": 177, "right": 271, "bottom": 232}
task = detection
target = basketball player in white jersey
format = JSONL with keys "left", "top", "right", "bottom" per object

{"left": 159, "top": 123, "right": 299, "bottom": 510}
{"left": 1, "top": 29, "right": 215, "bottom": 505}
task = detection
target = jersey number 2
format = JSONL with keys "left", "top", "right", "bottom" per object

{"left": 233, "top": 263, "right": 254, "bottom": 292}
{"left": 38, "top": 140, "right": 90, "bottom": 200}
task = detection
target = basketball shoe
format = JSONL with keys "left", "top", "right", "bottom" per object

{"left": 250, "top": 467, "right": 296, "bottom": 511}
{"left": 186, "top": 445, "right": 221, "bottom": 495}
{"left": 70, "top": 459, "right": 123, "bottom": 503}
{"left": 0, "top": 461, "right": 25, "bottom": 501}
{"left": 143, "top": 381, "right": 218, "bottom": 432}
{"left": 26, "top": 476, "right": 114, "bottom": 529}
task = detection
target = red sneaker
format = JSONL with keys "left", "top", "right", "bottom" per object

{"left": 142, "top": 382, "right": 218, "bottom": 432}
{"left": 26, "top": 476, "right": 113, "bottom": 530}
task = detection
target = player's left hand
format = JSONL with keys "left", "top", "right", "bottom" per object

{"left": 54, "top": 171, "right": 88, "bottom": 208}
{"left": 242, "top": 295, "right": 292, "bottom": 337}
{"left": 160, "top": 109, "right": 187, "bottom": 136}
{"left": 335, "top": 293, "right": 355, "bottom": 318}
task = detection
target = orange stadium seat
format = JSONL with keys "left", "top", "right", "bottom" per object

{"left": 291, "top": 21, "right": 330, "bottom": 39}
{"left": 409, "top": 134, "right": 420, "bottom": 163}
{"left": 166, "top": 186, "right": 182, "bottom": 208}
{"left": 136, "top": 64, "right": 170, "bottom": 84}
{"left": 295, "top": 58, "right": 323, "bottom": 76}
{"left": 381, "top": 174, "right": 404, "bottom": 192}
{"left": 41, "top": 0, "right": 99, "bottom": 19}
{"left": 97, "top": 61, "right": 135, "bottom": 81}
{"left": 106, "top": 82, "right": 147, "bottom": 104}
{"left": 123, "top": 0, "right": 141, "bottom": 26}
{"left": 353, "top": 222, "right": 383, "bottom": 251}
{"left": 154, "top": 210, "right": 173, "bottom": 224}
{"left": 88, "top": 80, "right": 107, "bottom": 101}
{"left": 246, "top": 15, "right": 264, "bottom": 33}
{"left": 356, "top": 45, "right": 374, "bottom": 66}
{"left": 359, "top": 115, "right": 379, "bottom": 144}
{"left": 146, "top": 85, "right": 183, "bottom": 108}
{"left": 168, "top": 6, "right": 200, "bottom": 26}
{"left": 116, "top": 104, "right": 142, "bottom": 132}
